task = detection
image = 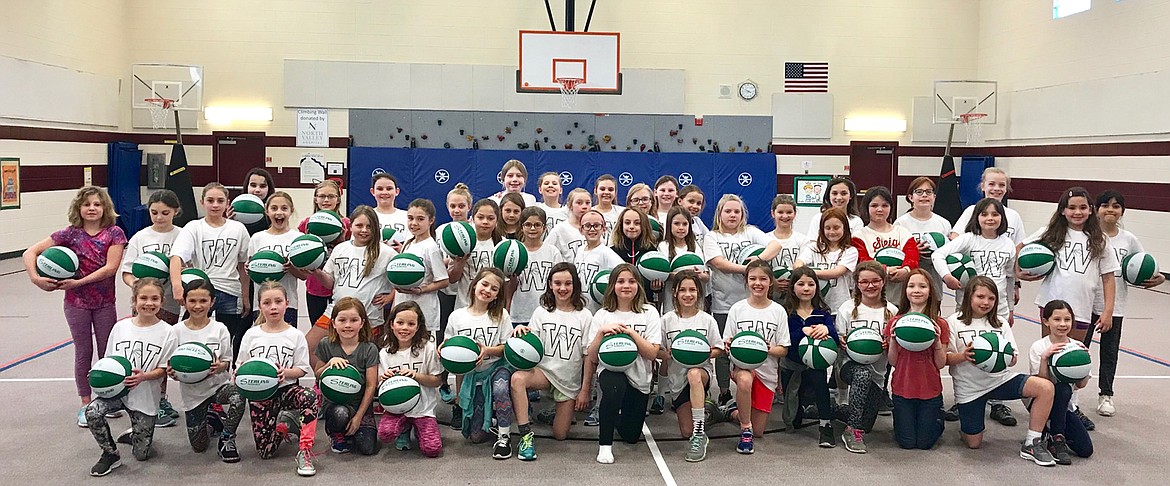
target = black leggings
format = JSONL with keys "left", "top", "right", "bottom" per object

{"left": 781, "top": 365, "right": 833, "bottom": 424}
{"left": 597, "top": 370, "right": 648, "bottom": 446}
{"left": 1087, "top": 314, "right": 1124, "bottom": 396}
{"left": 306, "top": 294, "right": 331, "bottom": 325}
{"left": 438, "top": 292, "right": 456, "bottom": 340}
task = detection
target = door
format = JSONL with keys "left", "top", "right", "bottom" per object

{"left": 213, "top": 131, "right": 266, "bottom": 193}
{"left": 848, "top": 140, "right": 899, "bottom": 211}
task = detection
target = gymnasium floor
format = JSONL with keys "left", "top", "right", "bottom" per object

{"left": 2, "top": 257, "right": 1167, "bottom": 485}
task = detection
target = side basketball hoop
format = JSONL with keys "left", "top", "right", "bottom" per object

{"left": 556, "top": 77, "right": 583, "bottom": 109}
{"left": 144, "top": 97, "right": 176, "bottom": 130}
{"left": 958, "top": 112, "right": 987, "bottom": 145}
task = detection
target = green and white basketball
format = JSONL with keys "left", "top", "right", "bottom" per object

{"left": 598, "top": 333, "right": 639, "bottom": 372}
{"left": 504, "top": 332, "right": 545, "bottom": 370}
{"left": 438, "top": 221, "right": 475, "bottom": 258}
{"left": 589, "top": 269, "right": 611, "bottom": 304}
{"left": 1018, "top": 242, "right": 1056, "bottom": 277}
{"left": 922, "top": 232, "right": 948, "bottom": 253}
{"left": 306, "top": 210, "right": 344, "bottom": 243}
{"left": 378, "top": 375, "right": 421, "bottom": 415}
{"left": 893, "top": 312, "right": 937, "bottom": 352}
{"left": 180, "top": 268, "right": 210, "bottom": 288}
{"left": 36, "top": 246, "right": 78, "bottom": 280}
{"left": 439, "top": 336, "right": 481, "bottom": 375}
{"left": 817, "top": 276, "right": 831, "bottom": 297}
{"left": 648, "top": 217, "right": 662, "bottom": 237}
{"left": 1049, "top": 343, "right": 1092, "bottom": 384}
{"left": 845, "top": 327, "right": 884, "bottom": 365}
{"left": 971, "top": 331, "right": 1014, "bottom": 374}
{"left": 797, "top": 336, "right": 838, "bottom": 370}
{"left": 132, "top": 250, "right": 170, "bottom": 281}
{"left": 247, "top": 250, "right": 287, "bottom": 284}
{"left": 736, "top": 243, "right": 767, "bottom": 265}
{"left": 288, "top": 234, "right": 327, "bottom": 270}
{"left": 636, "top": 250, "right": 671, "bottom": 281}
{"left": 772, "top": 265, "right": 793, "bottom": 281}
{"left": 319, "top": 365, "right": 365, "bottom": 404}
{"left": 728, "top": 330, "right": 769, "bottom": 370}
{"left": 235, "top": 357, "right": 281, "bottom": 401}
{"left": 89, "top": 356, "right": 132, "bottom": 399}
{"left": 169, "top": 342, "right": 215, "bottom": 384}
{"left": 492, "top": 239, "right": 529, "bottom": 274}
{"left": 875, "top": 247, "right": 906, "bottom": 267}
{"left": 231, "top": 194, "right": 266, "bottom": 225}
{"left": 944, "top": 253, "right": 977, "bottom": 286}
{"left": 670, "top": 252, "right": 705, "bottom": 272}
{"left": 1122, "top": 252, "right": 1159, "bottom": 286}
{"left": 670, "top": 330, "right": 711, "bottom": 368}
{"left": 385, "top": 253, "right": 427, "bottom": 288}
{"left": 380, "top": 226, "right": 397, "bottom": 243}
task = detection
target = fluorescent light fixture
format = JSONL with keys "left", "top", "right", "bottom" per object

{"left": 204, "top": 106, "right": 273, "bottom": 122}
{"left": 844, "top": 117, "right": 906, "bottom": 132}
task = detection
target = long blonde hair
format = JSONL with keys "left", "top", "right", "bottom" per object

{"left": 349, "top": 205, "right": 383, "bottom": 278}
{"left": 602, "top": 264, "right": 649, "bottom": 313}
{"left": 68, "top": 186, "right": 118, "bottom": 228}
{"left": 711, "top": 194, "right": 747, "bottom": 234}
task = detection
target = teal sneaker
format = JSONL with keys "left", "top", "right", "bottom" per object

{"left": 518, "top": 431, "right": 536, "bottom": 461}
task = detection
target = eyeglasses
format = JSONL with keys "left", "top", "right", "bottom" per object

{"left": 522, "top": 222, "right": 545, "bottom": 229}
{"left": 912, "top": 189, "right": 935, "bottom": 196}
{"left": 315, "top": 194, "right": 339, "bottom": 200}
{"left": 857, "top": 279, "right": 883, "bottom": 287}
{"left": 582, "top": 223, "right": 604, "bottom": 230}
{"left": 630, "top": 196, "right": 652, "bottom": 204}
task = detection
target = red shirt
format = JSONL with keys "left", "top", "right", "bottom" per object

{"left": 884, "top": 314, "right": 949, "bottom": 399}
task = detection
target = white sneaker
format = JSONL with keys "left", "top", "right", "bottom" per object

{"left": 1096, "top": 395, "right": 1115, "bottom": 417}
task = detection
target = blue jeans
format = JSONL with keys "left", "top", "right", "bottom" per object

{"left": 892, "top": 394, "right": 944, "bottom": 450}
{"left": 1044, "top": 383, "right": 1094, "bottom": 458}
{"left": 957, "top": 373, "right": 1029, "bottom": 435}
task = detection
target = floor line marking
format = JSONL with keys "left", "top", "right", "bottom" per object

{"left": 642, "top": 423, "right": 677, "bottom": 486}
{"left": 0, "top": 338, "right": 74, "bottom": 373}
{"left": 0, "top": 378, "right": 75, "bottom": 382}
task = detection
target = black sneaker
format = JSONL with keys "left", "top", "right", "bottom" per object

{"left": 207, "top": 408, "right": 225, "bottom": 436}
{"left": 818, "top": 424, "right": 836, "bottom": 448}
{"left": 115, "top": 428, "right": 133, "bottom": 445}
{"left": 91, "top": 452, "right": 121, "bottom": 477}
{"left": 218, "top": 435, "right": 241, "bottom": 463}
{"left": 1048, "top": 433, "right": 1073, "bottom": 465}
{"left": 1074, "top": 408, "right": 1096, "bottom": 431}
{"left": 649, "top": 395, "right": 666, "bottom": 415}
{"left": 492, "top": 434, "right": 513, "bottom": 460}
{"left": 450, "top": 404, "right": 463, "bottom": 430}
{"left": 944, "top": 404, "right": 960, "bottom": 422}
{"left": 878, "top": 394, "right": 894, "bottom": 416}
{"left": 717, "top": 390, "right": 733, "bottom": 407}
{"left": 990, "top": 403, "right": 1018, "bottom": 426}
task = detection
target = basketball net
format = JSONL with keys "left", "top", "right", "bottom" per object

{"left": 958, "top": 113, "right": 987, "bottom": 145}
{"left": 145, "top": 98, "right": 175, "bottom": 130}
{"left": 557, "top": 77, "right": 582, "bottom": 109}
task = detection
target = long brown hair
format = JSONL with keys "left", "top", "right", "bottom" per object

{"left": 68, "top": 185, "right": 118, "bottom": 228}
{"left": 539, "top": 262, "right": 585, "bottom": 311}
{"left": 468, "top": 267, "right": 507, "bottom": 323}
{"left": 602, "top": 264, "right": 649, "bottom": 313}
{"left": 611, "top": 207, "right": 656, "bottom": 255}
{"left": 1038, "top": 186, "right": 1107, "bottom": 260}
{"left": 956, "top": 275, "right": 1001, "bottom": 328}
{"left": 896, "top": 269, "right": 943, "bottom": 320}
{"left": 671, "top": 269, "right": 705, "bottom": 312}
{"left": 327, "top": 296, "right": 373, "bottom": 344}
{"left": 664, "top": 206, "right": 697, "bottom": 258}
{"left": 650, "top": 175, "right": 680, "bottom": 216}
{"left": 814, "top": 207, "right": 853, "bottom": 255}
{"left": 471, "top": 198, "right": 504, "bottom": 243}
{"left": 378, "top": 301, "right": 431, "bottom": 356}
{"left": 784, "top": 266, "right": 828, "bottom": 312}
{"left": 851, "top": 261, "right": 892, "bottom": 321}
{"left": 349, "top": 205, "right": 383, "bottom": 278}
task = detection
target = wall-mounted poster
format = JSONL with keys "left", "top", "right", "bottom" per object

{"left": 794, "top": 175, "right": 830, "bottom": 207}
{"left": 1, "top": 158, "right": 19, "bottom": 210}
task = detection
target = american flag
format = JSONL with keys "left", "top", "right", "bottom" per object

{"left": 784, "top": 62, "right": 829, "bottom": 92}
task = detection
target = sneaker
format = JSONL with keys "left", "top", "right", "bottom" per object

{"left": 719, "top": 400, "right": 739, "bottom": 424}
{"left": 1074, "top": 408, "right": 1096, "bottom": 431}
{"left": 704, "top": 400, "right": 725, "bottom": 424}
{"left": 1020, "top": 436, "right": 1057, "bottom": 466}
{"left": 373, "top": 403, "right": 385, "bottom": 415}
{"left": 818, "top": 424, "right": 836, "bottom": 448}
{"left": 842, "top": 427, "right": 866, "bottom": 454}
{"left": 685, "top": 432, "right": 709, "bottom": 462}
{"left": 90, "top": 452, "right": 121, "bottom": 477}
{"left": 160, "top": 397, "right": 180, "bottom": 419}
{"left": 155, "top": 408, "right": 177, "bottom": 428}
{"left": 649, "top": 395, "right": 666, "bottom": 415}
{"left": 439, "top": 384, "right": 456, "bottom": 404}
{"left": 116, "top": 428, "right": 133, "bottom": 445}
{"left": 518, "top": 431, "right": 537, "bottom": 461}
{"left": 1097, "top": 395, "right": 1115, "bottom": 417}
{"left": 535, "top": 408, "right": 557, "bottom": 426}
{"left": 878, "top": 395, "right": 893, "bottom": 417}
{"left": 527, "top": 390, "right": 541, "bottom": 403}
{"left": 1048, "top": 433, "right": 1073, "bottom": 465}
{"left": 944, "top": 404, "right": 960, "bottom": 422}
{"left": 295, "top": 449, "right": 316, "bottom": 476}
{"left": 330, "top": 436, "right": 352, "bottom": 454}
{"left": 717, "top": 390, "right": 734, "bottom": 407}
{"left": 105, "top": 410, "right": 124, "bottom": 419}
{"left": 584, "top": 407, "right": 600, "bottom": 427}
{"left": 218, "top": 435, "right": 241, "bottom": 463}
{"left": 78, "top": 406, "right": 89, "bottom": 428}
{"left": 736, "top": 429, "right": 754, "bottom": 454}
{"left": 450, "top": 404, "right": 463, "bottom": 430}
{"left": 207, "top": 408, "right": 224, "bottom": 436}
{"left": 395, "top": 430, "right": 411, "bottom": 451}
{"left": 492, "top": 434, "right": 513, "bottom": 460}
{"left": 275, "top": 412, "right": 302, "bottom": 444}
{"left": 990, "top": 403, "right": 1018, "bottom": 426}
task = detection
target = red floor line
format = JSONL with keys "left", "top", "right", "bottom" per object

{"left": 0, "top": 338, "right": 74, "bottom": 373}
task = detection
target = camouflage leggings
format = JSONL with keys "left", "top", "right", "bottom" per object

{"left": 85, "top": 397, "right": 155, "bottom": 460}
{"left": 186, "top": 384, "right": 246, "bottom": 452}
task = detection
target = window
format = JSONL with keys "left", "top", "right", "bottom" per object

{"left": 1053, "top": 0, "right": 1091, "bottom": 18}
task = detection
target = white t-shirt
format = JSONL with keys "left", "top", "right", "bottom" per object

{"left": 529, "top": 307, "right": 592, "bottom": 397}
{"left": 1094, "top": 229, "right": 1142, "bottom": 317}
{"left": 324, "top": 240, "right": 396, "bottom": 328}
{"left": 105, "top": 318, "right": 177, "bottom": 415}
{"left": 393, "top": 237, "right": 450, "bottom": 330}
{"left": 702, "top": 226, "right": 771, "bottom": 314}
{"left": 444, "top": 307, "right": 511, "bottom": 373}
{"left": 722, "top": 299, "right": 790, "bottom": 392}
{"left": 510, "top": 243, "right": 565, "bottom": 323}
{"left": 586, "top": 305, "right": 663, "bottom": 394}
{"left": 379, "top": 338, "right": 443, "bottom": 418}
{"left": 657, "top": 241, "right": 708, "bottom": 315}
{"left": 947, "top": 313, "right": 1020, "bottom": 404}
{"left": 1028, "top": 227, "right": 1120, "bottom": 323}
{"left": 595, "top": 205, "right": 624, "bottom": 246}
{"left": 574, "top": 244, "right": 624, "bottom": 313}
{"left": 807, "top": 212, "right": 864, "bottom": 239}
{"left": 933, "top": 233, "right": 1016, "bottom": 322}
{"left": 796, "top": 244, "right": 859, "bottom": 312}
{"left": 835, "top": 300, "right": 897, "bottom": 386}
{"left": 169, "top": 319, "right": 233, "bottom": 411}
{"left": 455, "top": 238, "right": 499, "bottom": 308}
{"left": 536, "top": 203, "right": 569, "bottom": 238}
{"left": 691, "top": 216, "right": 710, "bottom": 246}
{"left": 953, "top": 204, "right": 1026, "bottom": 246}
{"left": 237, "top": 325, "right": 312, "bottom": 388}
{"left": 121, "top": 226, "right": 182, "bottom": 315}
{"left": 767, "top": 230, "right": 808, "bottom": 272}
{"left": 490, "top": 191, "right": 538, "bottom": 207}
{"left": 375, "top": 208, "right": 410, "bottom": 245}
{"left": 171, "top": 218, "right": 251, "bottom": 297}
{"left": 895, "top": 212, "right": 953, "bottom": 295}
{"left": 248, "top": 229, "right": 305, "bottom": 309}
{"left": 661, "top": 310, "right": 722, "bottom": 395}
{"left": 545, "top": 220, "right": 587, "bottom": 262}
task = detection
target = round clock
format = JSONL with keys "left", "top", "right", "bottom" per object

{"left": 738, "top": 81, "right": 758, "bottom": 101}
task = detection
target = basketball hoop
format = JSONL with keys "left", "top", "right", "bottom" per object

{"left": 144, "top": 98, "right": 175, "bottom": 130}
{"left": 556, "top": 77, "right": 582, "bottom": 109}
{"left": 958, "top": 112, "right": 987, "bottom": 145}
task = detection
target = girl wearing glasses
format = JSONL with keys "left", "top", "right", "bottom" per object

{"left": 510, "top": 206, "right": 566, "bottom": 328}
{"left": 298, "top": 180, "right": 350, "bottom": 324}
{"left": 575, "top": 210, "right": 624, "bottom": 314}
{"left": 895, "top": 177, "right": 952, "bottom": 296}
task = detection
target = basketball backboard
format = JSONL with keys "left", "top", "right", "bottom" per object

{"left": 517, "top": 31, "right": 621, "bottom": 94}
{"left": 933, "top": 80, "right": 997, "bottom": 124}
{"left": 131, "top": 63, "right": 204, "bottom": 129}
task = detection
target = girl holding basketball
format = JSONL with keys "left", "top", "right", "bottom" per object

{"left": 575, "top": 210, "right": 625, "bottom": 314}
{"left": 659, "top": 271, "right": 721, "bottom": 461}
{"left": 236, "top": 168, "right": 275, "bottom": 235}
{"left": 534, "top": 171, "right": 568, "bottom": 231}
{"left": 806, "top": 176, "right": 863, "bottom": 237}
{"left": 721, "top": 260, "right": 789, "bottom": 455}
{"left": 794, "top": 207, "right": 859, "bottom": 315}
{"left": 393, "top": 199, "right": 451, "bottom": 331}
{"left": 510, "top": 207, "right": 565, "bottom": 328}
{"left": 852, "top": 186, "right": 920, "bottom": 299}
{"left": 583, "top": 263, "right": 663, "bottom": 464}
{"left": 120, "top": 189, "right": 183, "bottom": 324}
{"left": 545, "top": 187, "right": 593, "bottom": 262}
{"left": 247, "top": 192, "right": 308, "bottom": 325}
{"left": 237, "top": 281, "right": 318, "bottom": 476}
{"left": 298, "top": 180, "right": 350, "bottom": 324}
{"left": 509, "top": 262, "right": 592, "bottom": 461}
{"left": 894, "top": 177, "right": 953, "bottom": 295}
{"left": 945, "top": 276, "right": 1056, "bottom": 466}
{"left": 658, "top": 206, "right": 709, "bottom": 315}
{"left": 490, "top": 159, "right": 538, "bottom": 207}
{"left": 439, "top": 182, "right": 473, "bottom": 339}
{"left": 1029, "top": 299, "right": 1094, "bottom": 464}
{"left": 371, "top": 173, "right": 409, "bottom": 250}
{"left": 932, "top": 197, "right": 1016, "bottom": 323}
{"left": 834, "top": 261, "right": 897, "bottom": 453}
{"left": 449, "top": 199, "right": 503, "bottom": 308}
{"left": 885, "top": 269, "right": 947, "bottom": 450}
{"left": 314, "top": 296, "right": 380, "bottom": 456}
{"left": 767, "top": 194, "right": 808, "bottom": 298}
{"left": 25, "top": 186, "right": 127, "bottom": 426}
{"left": 780, "top": 267, "right": 840, "bottom": 448}
{"left": 377, "top": 301, "right": 444, "bottom": 458}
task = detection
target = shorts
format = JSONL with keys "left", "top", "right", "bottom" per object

{"left": 314, "top": 314, "right": 330, "bottom": 330}
{"left": 751, "top": 374, "right": 775, "bottom": 414}
{"left": 957, "top": 373, "right": 1029, "bottom": 435}
{"left": 550, "top": 383, "right": 573, "bottom": 403}
{"left": 670, "top": 368, "right": 711, "bottom": 412}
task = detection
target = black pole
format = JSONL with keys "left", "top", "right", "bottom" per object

{"left": 584, "top": 0, "right": 597, "bottom": 32}
{"left": 544, "top": 0, "right": 556, "bottom": 31}
{"left": 565, "top": 0, "right": 575, "bottom": 32}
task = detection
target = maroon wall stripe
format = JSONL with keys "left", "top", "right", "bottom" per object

{"left": 0, "top": 124, "right": 348, "bottom": 148}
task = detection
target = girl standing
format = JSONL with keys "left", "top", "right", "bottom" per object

{"left": 450, "top": 199, "right": 503, "bottom": 308}
{"left": 885, "top": 269, "right": 948, "bottom": 450}
{"left": 949, "top": 167, "right": 1026, "bottom": 244}
{"left": 894, "top": 177, "right": 952, "bottom": 294}
{"left": 236, "top": 168, "right": 275, "bottom": 235}
{"left": 237, "top": 282, "right": 318, "bottom": 476}
{"left": 120, "top": 189, "right": 182, "bottom": 324}
{"left": 584, "top": 264, "right": 663, "bottom": 464}
{"left": 593, "top": 174, "right": 624, "bottom": 241}
{"left": 658, "top": 206, "right": 710, "bottom": 315}
{"left": 534, "top": 171, "right": 568, "bottom": 233}
{"left": 780, "top": 267, "right": 840, "bottom": 448}
{"left": 545, "top": 188, "right": 592, "bottom": 262}
{"left": 24, "top": 186, "right": 127, "bottom": 426}
{"left": 490, "top": 159, "right": 538, "bottom": 206}
{"left": 247, "top": 192, "right": 307, "bottom": 325}
{"left": 625, "top": 183, "right": 655, "bottom": 216}
{"left": 794, "top": 208, "right": 859, "bottom": 320}
{"left": 651, "top": 175, "right": 681, "bottom": 223}
{"left": 377, "top": 302, "right": 444, "bottom": 458}
{"left": 510, "top": 207, "right": 565, "bottom": 327}
{"left": 932, "top": 197, "right": 1016, "bottom": 323}
{"left": 806, "top": 176, "right": 863, "bottom": 237}
{"left": 499, "top": 192, "right": 526, "bottom": 240}
{"left": 393, "top": 199, "right": 451, "bottom": 330}
{"left": 439, "top": 183, "right": 473, "bottom": 339}
{"left": 835, "top": 261, "right": 897, "bottom": 453}
{"left": 1029, "top": 300, "right": 1094, "bottom": 464}
{"left": 371, "top": 173, "right": 409, "bottom": 250}
{"left": 767, "top": 195, "right": 808, "bottom": 299}
{"left": 314, "top": 297, "right": 381, "bottom": 456}
{"left": 852, "top": 186, "right": 920, "bottom": 299}
{"left": 678, "top": 184, "right": 709, "bottom": 244}
{"left": 575, "top": 210, "right": 624, "bottom": 313}
{"left": 298, "top": 180, "right": 351, "bottom": 324}
{"left": 660, "top": 272, "right": 722, "bottom": 462}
